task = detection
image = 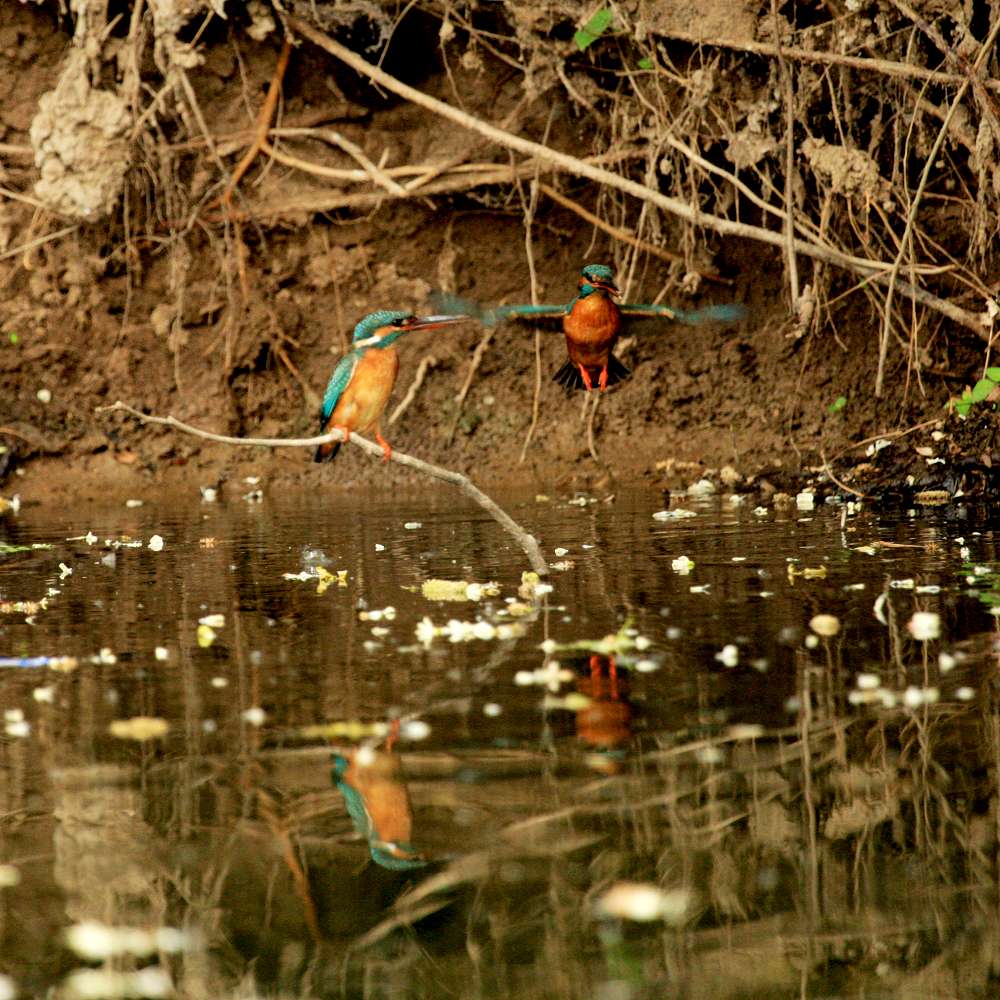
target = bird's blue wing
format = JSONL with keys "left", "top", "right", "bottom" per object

{"left": 319, "top": 351, "right": 359, "bottom": 426}
{"left": 620, "top": 302, "right": 747, "bottom": 325}
{"left": 429, "top": 292, "right": 567, "bottom": 327}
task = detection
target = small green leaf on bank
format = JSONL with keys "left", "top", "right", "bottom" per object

{"left": 574, "top": 8, "right": 613, "bottom": 50}
{"left": 827, "top": 395, "right": 847, "bottom": 414}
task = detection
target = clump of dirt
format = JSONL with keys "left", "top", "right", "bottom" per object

{"left": 1, "top": 1, "right": 998, "bottom": 502}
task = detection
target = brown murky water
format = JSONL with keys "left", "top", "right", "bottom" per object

{"left": 2, "top": 486, "right": 1000, "bottom": 999}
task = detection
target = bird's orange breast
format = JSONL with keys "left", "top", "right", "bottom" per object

{"left": 563, "top": 294, "right": 620, "bottom": 368}
{"left": 343, "top": 752, "right": 413, "bottom": 843}
{"left": 327, "top": 347, "right": 399, "bottom": 434}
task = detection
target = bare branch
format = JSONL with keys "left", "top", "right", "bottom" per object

{"left": 97, "top": 401, "right": 549, "bottom": 577}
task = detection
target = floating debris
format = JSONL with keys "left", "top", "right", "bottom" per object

{"left": 58, "top": 562, "right": 73, "bottom": 579}
{"left": 65, "top": 921, "right": 195, "bottom": 960}
{"left": 0, "top": 599, "right": 47, "bottom": 615}
{"left": 595, "top": 882, "right": 690, "bottom": 924}
{"left": 0, "top": 495, "right": 20, "bottom": 516}
{"left": 795, "top": 491, "right": 815, "bottom": 510}
{"left": 652, "top": 508, "right": 697, "bottom": 521}
{"left": 404, "top": 521, "right": 422, "bottom": 530}
{"left": 483, "top": 702, "right": 502, "bottom": 717}
{"left": 809, "top": 614, "right": 840, "bottom": 637}
{"left": 67, "top": 531, "right": 98, "bottom": 545}
{"left": 908, "top": 611, "right": 941, "bottom": 641}
{"left": 359, "top": 606, "right": 397, "bottom": 621}
{"left": 125, "top": 499, "right": 143, "bottom": 509}
{"left": 671, "top": 555, "right": 695, "bottom": 574}
{"left": 300, "top": 719, "right": 390, "bottom": 740}
{"left": 200, "top": 486, "right": 218, "bottom": 503}
{"left": 421, "top": 579, "right": 500, "bottom": 602}
{"left": 4, "top": 709, "right": 29, "bottom": 738}
{"left": 154, "top": 647, "right": 169, "bottom": 662}
{"left": 400, "top": 719, "right": 431, "bottom": 741}
{"left": 515, "top": 660, "right": 574, "bottom": 691}
{"left": 196, "top": 625, "right": 217, "bottom": 648}
{"left": 788, "top": 565, "right": 827, "bottom": 581}
{"left": 109, "top": 717, "right": 169, "bottom": 741}
{"left": 686, "top": 478, "right": 716, "bottom": 497}
{"left": 147, "top": 535, "right": 164, "bottom": 552}
{"left": 63, "top": 967, "right": 173, "bottom": 1000}
{"left": 903, "top": 685, "right": 939, "bottom": 709}
{"left": 241, "top": 707, "right": 266, "bottom": 726}
{"left": 0, "top": 864, "right": 20, "bottom": 888}
{"left": 33, "top": 686, "right": 55, "bottom": 702}
{"left": 198, "top": 614, "right": 225, "bottom": 628}
{"left": 316, "top": 566, "right": 348, "bottom": 594}
{"left": 36, "top": 387, "right": 51, "bottom": 404}
{"left": 715, "top": 644, "right": 739, "bottom": 667}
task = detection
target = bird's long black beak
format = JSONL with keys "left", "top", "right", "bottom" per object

{"left": 409, "top": 314, "right": 470, "bottom": 330}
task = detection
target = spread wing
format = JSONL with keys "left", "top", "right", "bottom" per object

{"left": 429, "top": 292, "right": 567, "bottom": 327}
{"left": 319, "top": 351, "right": 359, "bottom": 428}
{"left": 620, "top": 302, "right": 747, "bottom": 325}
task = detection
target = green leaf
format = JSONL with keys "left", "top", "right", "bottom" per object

{"left": 827, "top": 395, "right": 847, "bottom": 414}
{"left": 638, "top": 57, "right": 653, "bottom": 70}
{"left": 970, "top": 377, "right": 996, "bottom": 403}
{"left": 955, "top": 399, "right": 972, "bottom": 417}
{"left": 6, "top": 332, "right": 17, "bottom": 345}
{"left": 986, "top": 367, "right": 1000, "bottom": 382}
{"left": 574, "top": 7, "right": 613, "bottom": 50}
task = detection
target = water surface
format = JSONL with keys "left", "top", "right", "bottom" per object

{"left": 2, "top": 486, "right": 999, "bottom": 999}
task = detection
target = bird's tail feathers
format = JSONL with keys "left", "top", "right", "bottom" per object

{"left": 552, "top": 354, "right": 631, "bottom": 393}
{"left": 314, "top": 441, "right": 342, "bottom": 463}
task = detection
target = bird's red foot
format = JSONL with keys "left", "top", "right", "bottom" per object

{"left": 598, "top": 367, "right": 609, "bottom": 392}
{"left": 375, "top": 431, "right": 393, "bottom": 464}
{"left": 578, "top": 364, "right": 594, "bottom": 391}
{"left": 386, "top": 717, "right": 401, "bottom": 752}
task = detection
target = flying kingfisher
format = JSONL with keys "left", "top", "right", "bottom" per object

{"left": 434, "top": 263, "right": 746, "bottom": 392}
{"left": 314, "top": 310, "right": 467, "bottom": 463}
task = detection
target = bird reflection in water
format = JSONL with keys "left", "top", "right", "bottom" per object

{"left": 331, "top": 720, "right": 428, "bottom": 871}
{"left": 574, "top": 654, "right": 635, "bottom": 773}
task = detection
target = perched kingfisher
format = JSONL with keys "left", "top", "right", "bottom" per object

{"left": 433, "top": 263, "right": 746, "bottom": 392}
{"left": 314, "top": 310, "right": 467, "bottom": 463}
{"left": 332, "top": 746, "right": 428, "bottom": 871}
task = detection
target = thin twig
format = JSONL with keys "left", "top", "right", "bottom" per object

{"left": 285, "top": 16, "right": 987, "bottom": 338}
{"left": 98, "top": 400, "right": 549, "bottom": 576}
{"left": 447, "top": 325, "right": 494, "bottom": 445}
{"left": 875, "top": 8, "right": 1000, "bottom": 393}
{"left": 388, "top": 354, "right": 437, "bottom": 426}
{"left": 771, "top": 0, "right": 800, "bottom": 313}
{"left": 538, "top": 183, "right": 728, "bottom": 285}
{"left": 820, "top": 451, "right": 868, "bottom": 500}
{"left": 222, "top": 38, "right": 293, "bottom": 211}
{"left": 0, "top": 225, "right": 79, "bottom": 264}
{"left": 652, "top": 28, "right": 1000, "bottom": 93}
{"left": 264, "top": 129, "right": 406, "bottom": 196}
{"left": 518, "top": 148, "right": 545, "bottom": 465}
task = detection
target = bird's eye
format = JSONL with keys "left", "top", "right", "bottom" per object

{"left": 392, "top": 317, "right": 408, "bottom": 328}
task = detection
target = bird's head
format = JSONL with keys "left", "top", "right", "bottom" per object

{"left": 352, "top": 309, "right": 467, "bottom": 348}
{"left": 578, "top": 263, "right": 620, "bottom": 299}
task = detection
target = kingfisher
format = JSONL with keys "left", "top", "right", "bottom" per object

{"left": 314, "top": 309, "right": 467, "bottom": 463}
{"left": 332, "top": 745, "right": 428, "bottom": 871}
{"left": 433, "top": 263, "right": 746, "bottom": 392}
